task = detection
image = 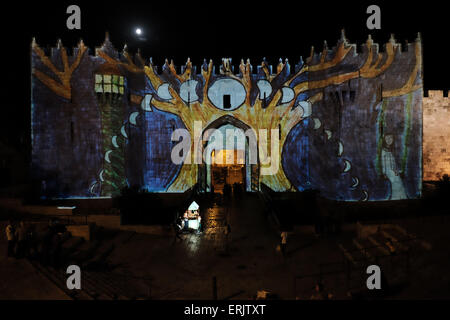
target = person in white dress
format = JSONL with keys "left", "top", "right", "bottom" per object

{"left": 381, "top": 134, "right": 407, "bottom": 200}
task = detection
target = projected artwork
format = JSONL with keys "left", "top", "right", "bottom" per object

{"left": 31, "top": 32, "right": 423, "bottom": 200}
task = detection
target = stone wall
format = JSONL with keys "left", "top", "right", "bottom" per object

{"left": 31, "top": 33, "right": 424, "bottom": 201}
{"left": 423, "top": 90, "right": 450, "bottom": 181}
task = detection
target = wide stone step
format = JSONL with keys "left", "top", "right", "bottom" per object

{"left": 61, "top": 237, "right": 85, "bottom": 260}
{"left": 30, "top": 261, "right": 93, "bottom": 300}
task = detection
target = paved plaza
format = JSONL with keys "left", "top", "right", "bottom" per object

{"left": 1, "top": 195, "right": 450, "bottom": 299}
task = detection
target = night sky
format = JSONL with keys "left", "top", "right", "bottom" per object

{"left": 2, "top": 1, "right": 448, "bottom": 156}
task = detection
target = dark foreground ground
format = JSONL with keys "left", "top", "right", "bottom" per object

{"left": 1, "top": 194, "right": 450, "bottom": 300}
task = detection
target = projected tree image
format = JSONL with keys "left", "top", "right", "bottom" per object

{"left": 31, "top": 31, "right": 423, "bottom": 200}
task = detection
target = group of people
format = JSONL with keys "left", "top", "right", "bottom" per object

{"left": 222, "top": 183, "right": 244, "bottom": 200}
{"left": 5, "top": 219, "right": 66, "bottom": 268}
{"left": 6, "top": 220, "right": 32, "bottom": 259}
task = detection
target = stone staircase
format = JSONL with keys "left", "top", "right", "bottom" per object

{"left": 28, "top": 225, "right": 148, "bottom": 300}
{"left": 338, "top": 224, "right": 432, "bottom": 294}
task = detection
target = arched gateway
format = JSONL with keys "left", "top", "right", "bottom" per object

{"left": 199, "top": 115, "right": 259, "bottom": 193}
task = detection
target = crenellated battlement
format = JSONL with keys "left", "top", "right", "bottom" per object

{"left": 424, "top": 90, "right": 449, "bottom": 99}
{"left": 423, "top": 90, "right": 450, "bottom": 181}
{"left": 31, "top": 30, "right": 422, "bottom": 77}
{"left": 306, "top": 31, "right": 420, "bottom": 65}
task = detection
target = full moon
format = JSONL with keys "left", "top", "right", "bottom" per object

{"left": 135, "top": 28, "right": 142, "bottom": 35}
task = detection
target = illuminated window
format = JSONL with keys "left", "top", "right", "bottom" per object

{"left": 95, "top": 74, "right": 125, "bottom": 94}
{"left": 223, "top": 95, "right": 231, "bottom": 109}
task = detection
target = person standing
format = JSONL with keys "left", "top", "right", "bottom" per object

{"left": 41, "top": 226, "right": 53, "bottom": 265}
{"left": 5, "top": 221, "right": 15, "bottom": 258}
{"left": 50, "top": 233, "right": 62, "bottom": 268}
{"left": 15, "top": 221, "right": 28, "bottom": 258}
{"left": 183, "top": 211, "right": 189, "bottom": 231}
{"left": 381, "top": 134, "right": 407, "bottom": 200}
{"left": 280, "top": 231, "right": 288, "bottom": 258}
{"left": 197, "top": 215, "right": 202, "bottom": 234}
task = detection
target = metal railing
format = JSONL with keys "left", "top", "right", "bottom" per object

{"left": 293, "top": 235, "right": 421, "bottom": 298}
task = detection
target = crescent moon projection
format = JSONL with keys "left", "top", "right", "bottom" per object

{"left": 157, "top": 83, "right": 173, "bottom": 100}
{"left": 121, "top": 126, "right": 128, "bottom": 139}
{"left": 281, "top": 87, "right": 295, "bottom": 103}
{"left": 105, "top": 151, "right": 113, "bottom": 164}
{"left": 313, "top": 118, "right": 322, "bottom": 130}
{"left": 89, "top": 182, "right": 97, "bottom": 194}
{"left": 343, "top": 159, "right": 352, "bottom": 173}
{"left": 351, "top": 177, "right": 359, "bottom": 188}
{"left": 99, "top": 170, "right": 104, "bottom": 182}
{"left": 180, "top": 80, "right": 199, "bottom": 103}
{"left": 112, "top": 136, "right": 119, "bottom": 148}
{"left": 129, "top": 112, "right": 139, "bottom": 125}
{"left": 141, "top": 94, "right": 153, "bottom": 112}
{"left": 325, "top": 130, "right": 332, "bottom": 140}
{"left": 361, "top": 190, "right": 369, "bottom": 202}
{"left": 298, "top": 101, "right": 312, "bottom": 118}
{"left": 338, "top": 141, "right": 344, "bottom": 157}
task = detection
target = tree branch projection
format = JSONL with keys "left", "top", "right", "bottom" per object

{"left": 32, "top": 39, "right": 87, "bottom": 100}
{"left": 293, "top": 34, "right": 422, "bottom": 96}
{"left": 144, "top": 57, "right": 320, "bottom": 191}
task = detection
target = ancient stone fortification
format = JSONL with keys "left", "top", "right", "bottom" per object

{"left": 423, "top": 90, "right": 450, "bottom": 181}
{"left": 31, "top": 32, "right": 423, "bottom": 201}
